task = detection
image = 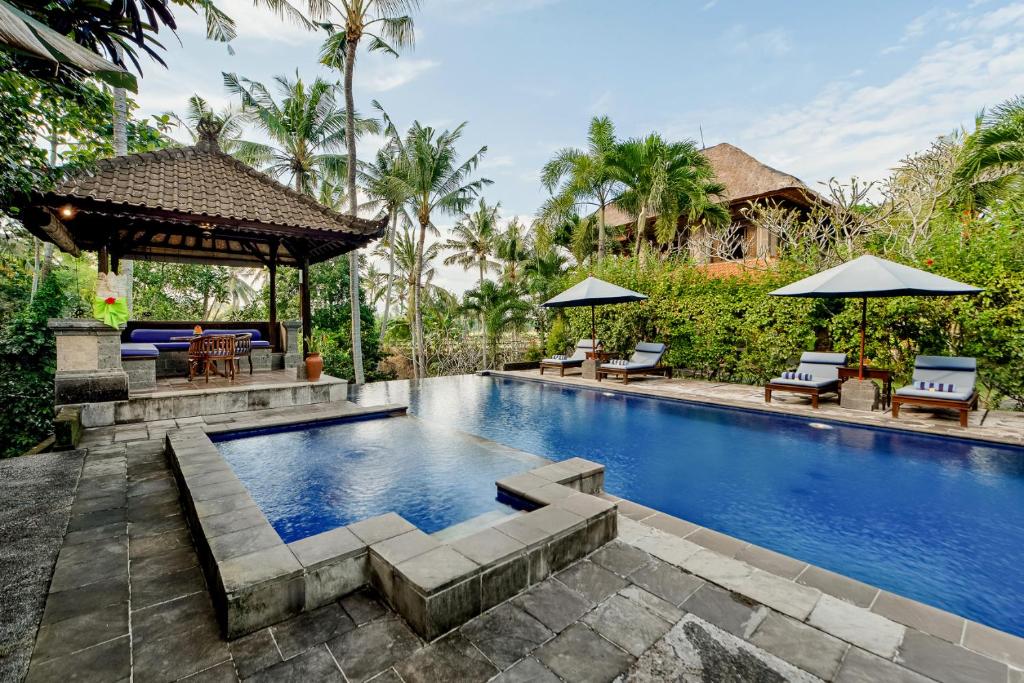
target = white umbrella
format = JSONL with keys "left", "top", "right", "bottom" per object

{"left": 542, "top": 276, "right": 648, "bottom": 352}
{"left": 771, "top": 255, "right": 982, "bottom": 378}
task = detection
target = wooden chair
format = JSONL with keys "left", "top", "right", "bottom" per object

{"left": 187, "top": 334, "right": 237, "bottom": 382}
{"left": 892, "top": 356, "right": 979, "bottom": 427}
{"left": 765, "top": 352, "right": 847, "bottom": 409}
{"left": 233, "top": 333, "right": 253, "bottom": 375}
{"left": 596, "top": 342, "right": 672, "bottom": 384}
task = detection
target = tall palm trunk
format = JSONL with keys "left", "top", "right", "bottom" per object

{"left": 406, "top": 272, "right": 418, "bottom": 378}
{"left": 478, "top": 260, "right": 486, "bottom": 369}
{"left": 413, "top": 215, "right": 429, "bottom": 378}
{"left": 343, "top": 35, "right": 366, "bottom": 385}
{"left": 598, "top": 199, "right": 607, "bottom": 261}
{"left": 634, "top": 208, "right": 647, "bottom": 258}
{"left": 379, "top": 206, "right": 397, "bottom": 336}
{"left": 113, "top": 86, "right": 133, "bottom": 314}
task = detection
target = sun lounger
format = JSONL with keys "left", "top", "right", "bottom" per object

{"left": 764, "top": 352, "right": 847, "bottom": 409}
{"left": 892, "top": 355, "right": 979, "bottom": 427}
{"left": 540, "top": 339, "right": 601, "bottom": 376}
{"left": 597, "top": 342, "right": 671, "bottom": 384}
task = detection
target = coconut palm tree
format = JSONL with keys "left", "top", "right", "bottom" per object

{"left": 390, "top": 122, "right": 491, "bottom": 377}
{"left": 441, "top": 198, "right": 501, "bottom": 288}
{"left": 495, "top": 217, "right": 531, "bottom": 285}
{"left": 610, "top": 134, "right": 729, "bottom": 256}
{"left": 319, "top": 1, "right": 418, "bottom": 384}
{"left": 954, "top": 96, "right": 1024, "bottom": 211}
{"left": 358, "top": 104, "right": 414, "bottom": 337}
{"left": 541, "top": 116, "right": 620, "bottom": 261}
{"left": 462, "top": 280, "right": 531, "bottom": 370}
{"left": 223, "top": 71, "right": 378, "bottom": 195}
{"left": 168, "top": 94, "right": 246, "bottom": 153}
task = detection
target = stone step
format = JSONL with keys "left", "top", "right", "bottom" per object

{"left": 431, "top": 509, "right": 524, "bottom": 544}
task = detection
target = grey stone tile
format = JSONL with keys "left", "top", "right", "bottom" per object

{"left": 461, "top": 603, "right": 553, "bottom": 670}
{"left": 218, "top": 545, "right": 302, "bottom": 593}
{"left": 962, "top": 621, "right": 1024, "bottom": 669}
{"left": 588, "top": 540, "right": 652, "bottom": 578}
{"left": 25, "top": 634, "right": 130, "bottom": 683}
{"left": 513, "top": 577, "right": 592, "bottom": 633}
{"left": 126, "top": 499, "right": 181, "bottom": 525}
{"left": 680, "top": 584, "right": 768, "bottom": 639}
{"left": 393, "top": 546, "right": 479, "bottom": 594}
{"left": 289, "top": 526, "right": 364, "bottom": 568}
{"left": 32, "top": 602, "right": 129, "bottom": 663}
{"left": 63, "top": 521, "right": 126, "bottom": 546}
{"left": 129, "top": 528, "right": 193, "bottom": 561}
{"left": 132, "top": 623, "right": 232, "bottom": 681}
{"left": 327, "top": 618, "right": 421, "bottom": 683}
{"left": 734, "top": 544, "right": 808, "bottom": 580}
{"left": 535, "top": 622, "right": 634, "bottom": 683}
{"left": 132, "top": 591, "right": 218, "bottom": 645}
{"left": 366, "top": 669, "right": 403, "bottom": 682}
{"left": 490, "top": 658, "right": 560, "bottom": 683}
{"left": 66, "top": 507, "right": 127, "bottom": 532}
{"left": 583, "top": 594, "right": 671, "bottom": 657}
{"left": 797, "top": 565, "right": 879, "bottom": 608}
{"left": 131, "top": 544, "right": 199, "bottom": 581}
{"left": 132, "top": 564, "right": 206, "bottom": 609}
{"left": 642, "top": 513, "right": 700, "bottom": 538}
{"left": 208, "top": 524, "right": 281, "bottom": 562}
{"left": 615, "top": 499, "right": 657, "bottom": 521}
{"left": 340, "top": 588, "right": 388, "bottom": 625}
{"left": 617, "top": 585, "right": 684, "bottom": 624}
{"left": 808, "top": 594, "right": 905, "bottom": 659}
{"left": 556, "top": 560, "right": 627, "bottom": 604}
{"left": 1009, "top": 667, "right": 1024, "bottom": 683}
{"left": 450, "top": 527, "right": 525, "bottom": 566}
{"left": 271, "top": 603, "right": 355, "bottom": 660}
{"left": 836, "top": 647, "right": 935, "bottom": 683}
{"left": 394, "top": 632, "right": 498, "bottom": 683}
{"left": 371, "top": 530, "right": 440, "bottom": 567}
{"left": 246, "top": 645, "right": 344, "bottom": 682}
{"left": 628, "top": 558, "right": 704, "bottom": 606}
{"left": 229, "top": 628, "right": 281, "bottom": 678}
{"left": 685, "top": 527, "right": 749, "bottom": 558}
{"left": 41, "top": 575, "right": 128, "bottom": 625}
{"left": 180, "top": 660, "right": 239, "bottom": 682}
{"left": 129, "top": 512, "right": 189, "bottom": 538}
{"left": 897, "top": 630, "right": 1008, "bottom": 683}
{"left": 749, "top": 612, "right": 847, "bottom": 680}
{"left": 871, "top": 591, "right": 964, "bottom": 643}
{"left": 494, "top": 516, "right": 549, "bottom": 547}
{"left": 201, "top": 506, "right": 267, "bottom": 539}
{"left": 726, "top": 569, "right": 821, "bottom": 621}
{"left": 348, "top": 513, "right": 416, "bottom": 546}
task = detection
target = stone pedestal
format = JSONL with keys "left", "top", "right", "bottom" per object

{"left": 581, "top": 359, "right": 598, "bottom": 380}
{"left": 283, "top": 320, "right": 302, "bottom": 370}
{"left": 840, "top": 378, "right": 880, "bottom": 412}
{"left": 49, "top": 319, "right": 129, "bottom": 406}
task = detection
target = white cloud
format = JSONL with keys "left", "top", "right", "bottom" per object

{"left": 723, "top": 25, "right": 792, "bottom": 57}
{"left": 736, "top": 4, "right": 1024, "bottom": 188}
{"left": 355, "top": 59, "right": 439, "bottom": 92}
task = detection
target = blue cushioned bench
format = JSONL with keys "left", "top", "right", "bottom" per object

{"left": 126, "top": 328, "right": 273, "bottom": 379}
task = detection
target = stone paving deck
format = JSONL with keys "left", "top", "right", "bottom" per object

{"left": 8, "top": 395, "right": 1024, "bottom": 682}
{"left": 490, "top": 369, "right": 1024, "bottom": 446}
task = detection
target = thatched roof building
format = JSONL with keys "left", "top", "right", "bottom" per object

{"left": 602, "top": 142, "right": 819, "bottom": 264}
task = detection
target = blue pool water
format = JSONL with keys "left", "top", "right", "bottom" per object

{"left": 350, "top": 374, "right": 1024, "bottom": 637}
{"left": 215, "top": 416, "right": 544, "bottom": 542}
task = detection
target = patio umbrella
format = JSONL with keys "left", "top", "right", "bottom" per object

{"left": 542, "top": 276, "right": 648, "bottom": 352}
{"left": 0, "top": 0, "right": 136, "bottom": 91}
{"left": 770, "top": 254, "right": 982, "bottom": 379}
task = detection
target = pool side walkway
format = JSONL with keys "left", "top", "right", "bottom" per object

{"left": 3, "top": 400, "right": 1022, "bottom": 682}
{"left": 489, "top": 369, "right": 1024, "bottom": 447}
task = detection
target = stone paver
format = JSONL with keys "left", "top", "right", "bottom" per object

{"left": 535, "top": 622, "right": 634, "bottom": 683}
{"left": 628, "top": 557, "right": 705, "bottom": 606}
{"left": 808, "top": 594, "right": 905, "bottom": 659}
{"left": 836, "top": 647, "right": 935, "bottom": 683}
{"left": 681, "top": 583, "right": 768, "bottom": 639}
{"left": 490, "top": 657, "right": 560, "bottom": 682}
{"left": 582, "top": 593, "right": 671, "bottom": 656}
{"left": 749, "top": 612, "right": 847, "bottom": 680}
{"left": 555, "top": 560, "right": 627, "bottom": 603}
{"left": 326, "top": 617, "right": 422, "bottom": 682}
{"left": 897, "top": 629, "right": 1009, "bottom": 683}
{"left": 394, "top": 632, "right": 498, "bottom": 682}
{"left": 246, "top": 644, "right": 343, "bottom": 682}
{"left": 588, "top": 539, "right": 652, "bottom": 577}
{"left": 513, "top": 577, "right": 592, "bottom": 633}
{"left": 798, "top": 565, "right": 879, "bottom": 608}
{"left": 460, "top": 602, "right": 553, "bottom": 670}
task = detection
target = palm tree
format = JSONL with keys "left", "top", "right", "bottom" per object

{"left": 610, "top": 134, "right": 729, "bottom": 256}
{"left": 462, "top": 280, "right": 531, "bottom": 370}
{"left": 320, "top": 1, "right": 418, "bottom": 385}
{"left": 168, "top": 94, "right": 246, "bottom": 153}
{"left": 495, "top": 217, "right": 530, "bottom": 285}
{"left": 391, "top": 122, "right": 491, "bottom": 377}
{"left": 524, "top": 244, "right": 568, "bottom": 347}
{"left": 441, "top": 198, "right": 502, "bottom": 288}
{"left": 954, "top": 96, "right": 1024, "bottom": 211}
{"left": 359, "top": 104, "right": 414, "bottom": 337}
{"left": 541, "top": 116, "right": 620, "bottom": 261}
{"left": 223, "top": 71, "right": 378, "bottom": 195}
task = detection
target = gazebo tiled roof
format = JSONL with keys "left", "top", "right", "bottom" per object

{"left": 24, "top": 132, "right": 385, "bottom": 267}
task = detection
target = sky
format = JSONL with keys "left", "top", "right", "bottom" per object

{"left": 133, "top": 0, "right": 1024, "bottom": 293}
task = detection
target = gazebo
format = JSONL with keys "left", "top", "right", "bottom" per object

{"left": 21, "top": 125, "right": 385, "bottom": 430}
{"left": 23, "top": 125, "right": 384, "bottom": 352}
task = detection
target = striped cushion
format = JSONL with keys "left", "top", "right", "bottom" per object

{"left": 783, "top": 371, "right": 813, "bottom": 381}
{"left": 916, "top": 381, "right": 956, "bottom": 393}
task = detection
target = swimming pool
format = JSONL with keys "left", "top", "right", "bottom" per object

{"left": 351, "top": 374, "right": 1024, "bottom": 637}
{"left": 214, "top": 415, "right": 544, "bottom": 543}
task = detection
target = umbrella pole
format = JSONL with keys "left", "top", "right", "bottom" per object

{"left": 591, "top": 305, "right": 596, "bottom": 353}
{"left": 859, "top": 297, "right": 867, "bottom": 380}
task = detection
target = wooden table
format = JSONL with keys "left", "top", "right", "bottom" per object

{"left": 585, "top": 351, "right": 612, "bottom": 363}
{"left": 838, "top": 366, "right": 893, "bottom": 409}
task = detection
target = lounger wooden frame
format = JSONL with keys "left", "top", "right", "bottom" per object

{"left": 539, "top": 360, "right": 582, "bottom": 377}
{"left": 891, "top": 390, "right": 979, "bottom": 428}
{"left": 764, "top": 380, "right": 841, "bottom": 409}
{"left": 596, "top": 364, "right": 672, "bottom": 384}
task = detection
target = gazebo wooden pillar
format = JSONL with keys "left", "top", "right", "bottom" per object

{"left": 22, "top": 125, "right": 386, "bottom": 368}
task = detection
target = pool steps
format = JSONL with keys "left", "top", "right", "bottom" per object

{"left": 166, "top": 418, "right": 618, "bottom": 641}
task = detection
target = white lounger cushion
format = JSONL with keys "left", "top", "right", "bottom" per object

{"left": 601, "top": 361, "right": 660, "bottom": 371}
{"left": 895, "top": 386, "right": 975, "bottom": 402}
{"left": 542, "top": 357, "right": 584, "bottom": 366}
{"left": 770, "top": 377, "right": 839, "bottom": 389}
{"left": 602, "top": 342, "right": 667, "bottom": 370}
{"left": 543, "top": 339, "right": 601, "bottom": 365}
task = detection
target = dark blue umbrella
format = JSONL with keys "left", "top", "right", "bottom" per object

{"left": 542, "top": 276, "right": 648, "bottom": 351}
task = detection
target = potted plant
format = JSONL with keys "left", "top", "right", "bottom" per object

{"left": 304, "top": 332, "right": 327, "bottom": 382}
